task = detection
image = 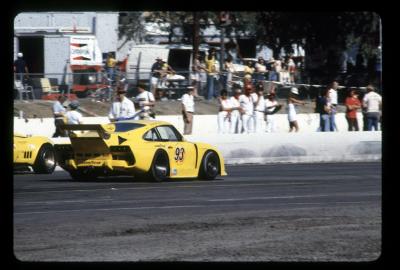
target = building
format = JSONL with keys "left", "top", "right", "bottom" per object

{"left": 14, "top": 12, "right": 119, "bottom": 84}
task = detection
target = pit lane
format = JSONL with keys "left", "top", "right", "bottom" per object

{"left": 13, "top": 162, "right": 381, "bottom": 261}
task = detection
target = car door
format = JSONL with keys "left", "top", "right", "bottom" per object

{"left": 155, "top": 125, "right": 197, "bottom": 177}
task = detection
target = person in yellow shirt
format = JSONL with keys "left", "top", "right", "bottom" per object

{"left": 205, "top": 48, "right": 217, "bottom": 100}
{"left": 106, "top": 52, "right": 117, "bottom": 81}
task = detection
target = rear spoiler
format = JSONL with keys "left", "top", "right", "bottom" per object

{"left": 61, "top": 124, "right": 110, "bottom": 139}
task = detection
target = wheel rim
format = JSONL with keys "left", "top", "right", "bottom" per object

{"left": 43, "top": 149, "right": 55, "bottom": 168}
{"left": 154, "top": 154, "right": 168, "bottom": 179}
{"left": 206, "top": 154, "right": 218, "bottom": 177}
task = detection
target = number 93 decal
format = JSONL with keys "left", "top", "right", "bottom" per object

{"left": 174, "top": 147, "right": 185, "bottom": 162}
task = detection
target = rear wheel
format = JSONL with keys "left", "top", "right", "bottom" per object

{"left": 33, "top": 143, "right": 56, "bottom": 174}
{"left": 148, "top": 150, "right": 170, "bottom": 182}
{"left": 199, "top": 151, "right": 220, "bottom": 180}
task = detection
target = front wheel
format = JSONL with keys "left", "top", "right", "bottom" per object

{"left": 33, "top": 143, "right": 56, "bottom": 174}
{"left": 199, "top": 151, "right": 220, "bottom": 180}
{"left": 148, "top": 151, "right": 170, "bottom": 182}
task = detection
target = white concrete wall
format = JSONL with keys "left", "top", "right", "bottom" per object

{"left": 13, "top": 112, "right": 374, "bottom": 137}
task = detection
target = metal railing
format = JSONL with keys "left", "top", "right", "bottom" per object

{"left": 14, "top": 68, "right": 380, "bottom": 103}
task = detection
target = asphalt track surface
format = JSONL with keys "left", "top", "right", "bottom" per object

{"left": 13, "top": 162, "right": 381, "bottom": 262}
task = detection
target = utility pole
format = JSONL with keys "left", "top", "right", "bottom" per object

{"left": 193, "top": 12, "right": 200, "bottom": 65}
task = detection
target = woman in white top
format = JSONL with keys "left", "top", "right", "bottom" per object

{"left": 239, "top": 85, "right": 256, "bottom": 133}
{"left": 287, "top": 87, "right": 305, "bottom": 132}
{"left": 229, "top": 88, "right": 243, "bottom": 133}
{"left": 255, "top": 57, "right": 267, "bottom": 81}
{"left": 224, "top": 55, "right": 236, "bottom": 92}
{"left": 253, "top": 86, "right": 266, "bottom": 133}
{"left": 217, "top": 90, "right": 232, "bottom": 134}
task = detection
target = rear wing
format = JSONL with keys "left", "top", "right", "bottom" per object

{"left": 61, "top": 124, "right": 111, "bottom": 139}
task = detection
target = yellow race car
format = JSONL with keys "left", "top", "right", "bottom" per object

{"left": 55, "top": 120, "right": 227, "bottom": 181}
{"left": 14, "top": 133, "right": 56, "bottom": 174}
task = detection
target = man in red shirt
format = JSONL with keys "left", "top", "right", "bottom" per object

{"left": 345, "top": 88, "right": 361, "bottom": 131}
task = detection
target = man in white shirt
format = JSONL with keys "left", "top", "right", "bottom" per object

{"left": 52, "top": 95, "right": 68, "bottom": 137}
{"left": 65, "top": 101, "right": 83, "bottom": 125}
{"left": 328, "top": 80, "right": 339, "bottom": 131}
{"left": 239, "top": 85, "right": 255, "bottom": 133}
{"left": 363, "top": 84, "right": 382, "bottom": 131}
{"left": 135, "top": 83, "right": 156, "bottom": 119}
{"left": 108, "top": 88, "right": 136, "bottom": 121}
{"left": 181, "top": 87, "right": 195, "bottom": 135}
{"left": 229, "top": 87, "right": 243, "bottom": 133}
{"left": 253, "top": 85, "right": 266, "bottom": 133}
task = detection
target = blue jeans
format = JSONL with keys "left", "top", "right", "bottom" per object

{"left": 206, "top": 74, "right": 216, "bottom": 100}
{"left": 320, "top": 114, "right": 331, "bottom": 132}
{"left": 329, "top": 112, "right": 337, "bottom": 131}
{"left": 367, "top": 112, "right": 380, "bottom": 131}
{"left": 107, "top": 67, "right": 115, "bottom": 81}
{"left": 268, "top": 71, "right": 278, "bottom": 81}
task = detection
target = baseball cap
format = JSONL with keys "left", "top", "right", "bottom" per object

{"left": 290, "top": 87, "right": 299, "bottom": 95}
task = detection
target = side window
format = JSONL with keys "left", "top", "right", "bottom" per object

{"left": 143, "top": 128, "right": 159, "bottom": 141}
{"left": 156, "top": 126, "right": 179, "bottom": 141}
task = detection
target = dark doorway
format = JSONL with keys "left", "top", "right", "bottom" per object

{"left": 18, "top": 36, "right": 44, "bottom": 75}
{"left": 237, "top": 38, "right": 256, "bottom": 58}
{"left": 168, "top": 49, "right": 191, "bottom": 73}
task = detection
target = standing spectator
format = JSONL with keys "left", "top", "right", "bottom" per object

{"left": 224, "top": 55, "right": 236, "bottom": 93}
{"left": 14, "top": 52, "right": 29, "bottom": 82}
{"left": 287, "top": 87, "right": 305, "bottom": 132}
{"left": 229, "top": 87, "right": 243, "bottom": 133}
{"left": 273, "top": 57, "right": 283, "bottom": 82}
{"left": 244, "top": 61, "right": 255, "bottom": 76}
{"left": 345, "top": 88, "right": 361, "bottom": 131}
{"left": 316, "top": 88, "right": 332, "bottom": 132}
{"left": 205, "top": 48, "right": 218, "bottom": 100}
{"left": 108, "top": 88, "right": 136, "bottom": 121}
{"left": 362, "top": 84, "right": 382, "bottom": 131}
{"left": 267, "top": 57, "right": 278, "bottom": 81}
{"left": 181, "top": 87, "right": 195, "bottom": 135}
{"left": 253, "top": 85, "right": 266, "bottom": 133}
{"left": 239, "top": 84, "right": 255, "bottom": 133}
{"left": 52, "top": 95, "right": 68, "bottom": 137}
{"left": 106, "top": 52, "right": 117, "bottom": 81}
{"left": 190, "top": 54, "right": 205, "bottom": 98}
{"left": 265, "top": 92, "right": 281, "bottom": 132}
{"left": 217, "top": 90, "right": 232, "bottom": 134}
{"left": 328, "top": 80, "right": 339, "bottom": 131}
{"left": 134, "top": 83, "right": 156, "bottom": 120}
{"left": 255, "top": 57, "right": 267, "bottom": 82}
{"left": 287, "top": 57, "right": 296, "bottom": 84}
{"left": 150, "top": 57, "right": 164, "bottom": 95}
{"left": 65, "top": 101, "right": 83, "bottom": 125}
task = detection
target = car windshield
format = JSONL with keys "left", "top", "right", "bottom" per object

{"left": 113, "top": 122, "right": 145, "bottom": 132}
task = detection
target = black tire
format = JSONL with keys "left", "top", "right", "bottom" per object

{"left": 199, "top": 151, "right": 220, "bottom": 180}
{"left": 69, "top": 170, "right": 96, "bottom": 181}
{"left": 33, "top": 143, "right": 56, "bottom": 174}
{"left": 148, "top": 150, "right": 170, "bottom": 182}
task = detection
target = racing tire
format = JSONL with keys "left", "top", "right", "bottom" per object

{"left": 199, "top": 151, "right": 220, "bottom": 180}
{"left": 69, "top": 170, "right": 97, "bottom": 181}
{"left": 148, "top": 150, "right": 170, "bottom": 182}
{"left": 32, "top": 143, "right": 56, "bottom": 174}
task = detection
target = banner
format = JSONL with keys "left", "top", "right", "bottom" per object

{"left": 70, "top": 36, "right": 102, "bottom": 66}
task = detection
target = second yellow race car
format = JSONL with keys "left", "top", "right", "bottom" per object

{"left": 14, "top": 133, "right": 56, "bottom": 174}
{"left": 54, "top": 120, "right": 227, "bottom": 181}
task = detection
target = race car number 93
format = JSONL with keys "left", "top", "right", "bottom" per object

{"left": 175, "top": 147, "right": 184, "bottom": 162}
